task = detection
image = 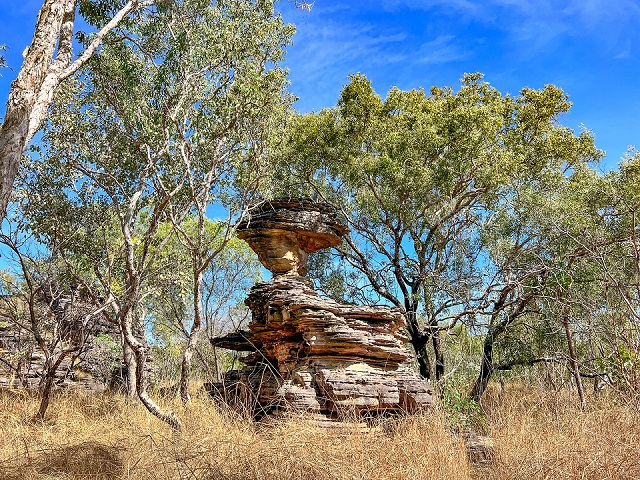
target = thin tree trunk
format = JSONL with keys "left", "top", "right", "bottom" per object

{"left": 563, "top": 314, "right": 586, "bottom": 410}
{"left": 134, "top": 342, "right": 182, "bottom": 430}
{"left": 432, "top": 329, "right": 445, "bottom": 381}
{"left": 121, "top": 308, "right": 182, "bottom": 430}
{"left": 35, "top": 371, "right": 56, "bottom": 421}
{"left": 213, "top": 345, "right": 221, "bottom": 382}
{"left": 470, "top": 289, "right": 532, "bottom": 401}
{"left": 34, "top": 351, "right": 70, "bottom": 421}
{"left": 180, "top": 269, "right": 204, "bottom": 404}
{"left": 179, "top": 342, "right": 194, "bottom": 403}
{"left": 471, "top": 319, "right": 504, "bottom": 402}
{"left": 471, "top": 335, "right": 494, "bottom": 402}
{"left": 123, "top": 341, "right": 137, "bottom": 398}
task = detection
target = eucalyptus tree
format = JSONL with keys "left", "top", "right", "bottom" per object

{"left": 0, "top": 0, "right": 158, "bottom": 221}
{"left": 17, "top": 0, "right": 292, "bottom": 429}
{"left": 148, "top": 220, "right": 261, "bottom": 402}
{"left": 275, "top": 73, "right": 602, "bottom": 385}
{"left": 0, "top": 228, "right": 110, "bottom": 421}
{"left": 469, "top": 162, "right": 606, "bottom": 402}
{"left": 558, "top": 150, "right": 640, "bottom": 396}
{"left": 604, "top": 153, "right": 640, "bottom": 394}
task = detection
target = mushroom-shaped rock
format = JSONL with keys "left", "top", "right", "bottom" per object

{"left": 237, "top": 198, "right": 348, "bottom": 276}
{"left": 211, "top": 198, "right": 433, "bottom": 424}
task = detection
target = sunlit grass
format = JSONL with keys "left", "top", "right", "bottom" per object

{"left": 0, "top": 387, "right": 468, "bottom": 480}
{"left": 0, "top": 384, "right": 637, "bottom": 479}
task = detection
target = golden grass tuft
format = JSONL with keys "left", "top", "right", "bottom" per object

{"left": 1, "top": 384, "right": 638, "bottom": 479}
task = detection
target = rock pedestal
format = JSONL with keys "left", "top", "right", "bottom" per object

{"left": 211, "top": 199, "right": 432, "bottom": 421}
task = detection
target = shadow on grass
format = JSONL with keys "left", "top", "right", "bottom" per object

{"left": 0, "top": 441, "right": 124, "bottom": 479}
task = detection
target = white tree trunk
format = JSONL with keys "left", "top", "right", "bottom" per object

{"left": 0, "top": 0, "right": 155, "bottom": 219}
{"left": 121, "top": 308, "right": 182, "bottom": 430}
{"left": 123, "top": 341, "right": 138, "bottom": 398}
{"left": 180, "top": 269, "right": 204, "bottom": 404}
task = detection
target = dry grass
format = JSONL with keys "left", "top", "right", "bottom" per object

{"left": 479, "top": 385, "right": 640, "bottom": 480}
{"left": 0, "top": 385, "right": 638, "bottom": 479}
{"left": 0, "top": 388, "right": 468, "bottom": 480}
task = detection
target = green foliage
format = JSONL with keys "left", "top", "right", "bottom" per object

{"left": 272, "top": 72, "right": 628, "bottom": 399}
{"left": 0, "top": 44, "right": 7, "bottom": 73}
{"left": 16, "top": 0, "right": 292, "bottom": 329}
{"left": 78, "top": 0, "right": 130, "bottom": 28}
{"left": 442, "top": 323, "right": 484, "bottom": 381}
{"left": 438, "top": 376, "right": 488, "bottom": 433}
{"left": 276, "top": 73, "right": 603, "bottom": 379}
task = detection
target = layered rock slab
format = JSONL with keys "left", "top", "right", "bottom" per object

{"left": 212, "top": 199, "right": 432, "bottom": 421}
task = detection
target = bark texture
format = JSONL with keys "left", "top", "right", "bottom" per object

{"left": 0, "top": 0, "right": 154, "bottom": 220}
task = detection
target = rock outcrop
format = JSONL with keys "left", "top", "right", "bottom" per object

{"left": 211, "top": 199, "right": 432, "bottom": 422}
{"left": 0, "top": 291, "right": 121, "bottom": 393}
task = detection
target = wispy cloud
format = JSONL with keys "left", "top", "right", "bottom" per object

{"left": 284, "top": 14, "right": 471, "bottom": 111}
{"left": 375, "top": 0, "right": 640, "bottom": 58}
{"left": 288, "top": 21, "right": 408, "bottom": 78}
{"left": 415, "top": 35, "right": 469, "bottom": 64}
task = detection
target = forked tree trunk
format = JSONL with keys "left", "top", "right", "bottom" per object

{"left": 563, "top": 314, "right": 586, "bottom": 410}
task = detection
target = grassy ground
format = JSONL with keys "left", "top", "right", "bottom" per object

{"left": 0, "top": 385, "right": 637, "bottom": 479}
{"left": 479, "top": 386, "right": 640, "bottom": 480}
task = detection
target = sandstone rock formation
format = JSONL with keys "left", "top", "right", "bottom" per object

{"left": 211, "top": 199, "right": 433, "bottom": 422}
{"left": 0, "top": 290, "right": 121, "bottom": 393}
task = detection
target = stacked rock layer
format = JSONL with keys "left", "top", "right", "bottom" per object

{"left": 212, "top": 199, "right": 432, "bottom": 421}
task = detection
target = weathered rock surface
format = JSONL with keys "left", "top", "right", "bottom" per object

{"left": 237, "top": 199, "right": 348, "bottom": 277}
{"left": 0, "top": 292, "right": 121, "bottom": 393}
{"left": 211, "top": 199, "right": 433, "bottom": 421}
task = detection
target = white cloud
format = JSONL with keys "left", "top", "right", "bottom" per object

{"left": 415, "top": 35, "right": 469, "bottom": 64}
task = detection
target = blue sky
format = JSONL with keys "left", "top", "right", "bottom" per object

{"left": 1, "top": 0, "right": 639, "bottom": 173}
{"left": 278, "top": 0, "right": 640, "bottom": 171}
